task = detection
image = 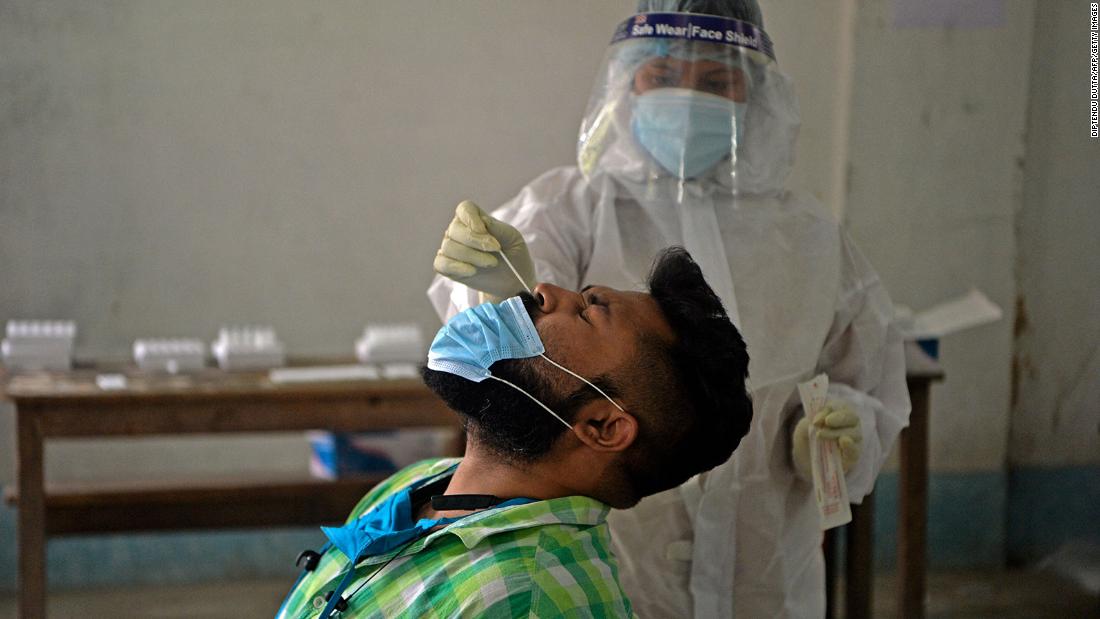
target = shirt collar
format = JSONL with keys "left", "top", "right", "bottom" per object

{"left": 355, "top": 463, "right": 610, "bottom": 566}
{"left": 442, "top": 494, "right": 610, "bottom": 549}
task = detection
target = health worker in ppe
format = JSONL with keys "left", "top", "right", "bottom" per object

{"left": 428, "top": 1, "right": 911, "bottom": 617}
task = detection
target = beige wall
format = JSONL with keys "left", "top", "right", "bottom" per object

{"left": 0, "top": 2, "right": 630, "bottom": 359}
{"left": 1012, "top": 0, "right": 1100, "bottom": 468}
{"left": 843, "top": 0, "right": 1036, "bottom": 472}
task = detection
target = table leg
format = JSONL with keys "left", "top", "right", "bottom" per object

{"left": 846, "top": 494, "right": 874, "bottom": 619}
{"left": 17, "top": 406, "right": 47, "bottom": 619}
{"left": 824, "top": 528, "right": 837, "bottom": 619}
{"left": 899, "top": 384, "right": 930, "bottom": 618}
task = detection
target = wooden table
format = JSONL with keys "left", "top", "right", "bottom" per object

{"left": 5, "top": 347, "right": 942, "bottom": 619}
{"left": 825, "top": 342, "right": 944, "bottom": 619}
{"left": 2, "top": 365, "right": 460, "bottom": 619}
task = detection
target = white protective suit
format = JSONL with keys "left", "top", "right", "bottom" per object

{"left": 428, "top": 10, "right": 910, "bottom": 619}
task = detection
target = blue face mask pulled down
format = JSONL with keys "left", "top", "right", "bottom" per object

{"left": 427, "top": 296, "right": 624, "bottom": 430}
{"left": 427, "top": 296, "right": 543, "bottom": 382}
{"left": 631, "top": 87, "right": 746, "bottom": 179}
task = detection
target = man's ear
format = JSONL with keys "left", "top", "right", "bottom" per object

{"left": 572, "top": 399, "right": 637, "bottom": 453}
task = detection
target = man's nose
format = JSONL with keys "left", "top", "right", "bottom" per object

{"left": 532, "top": 283, "right": 584, "bottom": 314}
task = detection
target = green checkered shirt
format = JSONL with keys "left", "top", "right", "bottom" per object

{"left": 276, "top": 458, "right": 635, "bottom": 618}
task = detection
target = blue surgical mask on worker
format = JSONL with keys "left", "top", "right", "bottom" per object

{"left": 631, "top": 87, "right": 746, "bottom": 179}
{"left": 427, "top": 296, "right": 624, "bottom": 430}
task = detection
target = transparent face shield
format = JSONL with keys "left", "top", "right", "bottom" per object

{"left": 578, "top": 12, "right": 800, "bottom": 196}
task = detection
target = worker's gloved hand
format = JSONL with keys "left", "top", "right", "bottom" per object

{"left": 791, "top": 399, "right": 863, "bottom": 479}
{"left": 434, "top": 200, "right": 536, "bottom": 303}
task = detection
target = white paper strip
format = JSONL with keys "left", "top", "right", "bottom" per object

{"left": 797, "top": 373, "right": 852, "bottom": 529}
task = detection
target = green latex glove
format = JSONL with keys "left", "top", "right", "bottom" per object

{"left": 792, "top": 399, "right": 863, "bottom": 479}
{"left": 433, "top": 200, "right": 536, "bottom": 302}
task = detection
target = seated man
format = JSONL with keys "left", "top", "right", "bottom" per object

{"left": 276, "top": 247, "right": 752, "bottom": 618}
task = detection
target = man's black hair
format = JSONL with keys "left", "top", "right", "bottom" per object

{"left": 421, "top": 246, "right": 751, "bottom": 493}
{"left": 624, "top": 246, "right": 752, "bottom": 496}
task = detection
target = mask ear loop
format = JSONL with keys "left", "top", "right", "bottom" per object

{"left": 497, "top": 251, "right": 533, "bottom": 294}
{"left": 487, "top": 374, "right": 574, "bottom": 431}
{"left": 492, "top": 253, "right": 625, "bottom": 421}
{"left": 538, "top": 355, "right": 626, "bottom": 412}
